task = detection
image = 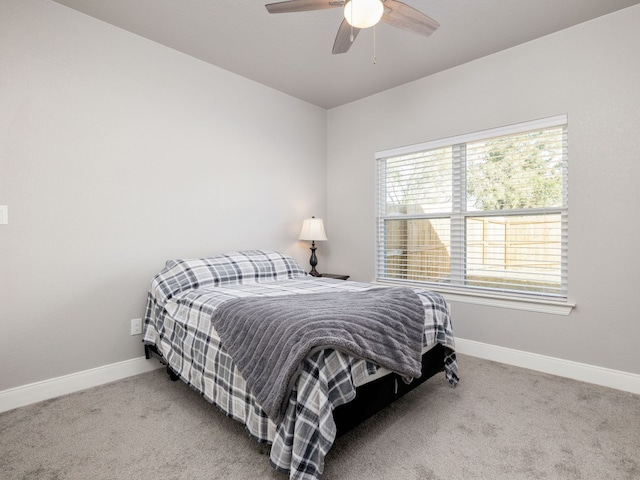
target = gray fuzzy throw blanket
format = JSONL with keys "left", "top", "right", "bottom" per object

{"left": 211, "top": 287, "right": 425, "bottom": 422}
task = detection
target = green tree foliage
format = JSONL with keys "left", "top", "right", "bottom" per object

{"left": 466, "top": 129, "right": 564, "bottom": 211}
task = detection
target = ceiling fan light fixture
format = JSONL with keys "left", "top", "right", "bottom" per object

{"left": 344, "top": 0, "right": 384, "bottom": 29}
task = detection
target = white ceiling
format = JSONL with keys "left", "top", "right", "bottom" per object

{"left": 51, "top": 0, "right": 640, "bottom": 109}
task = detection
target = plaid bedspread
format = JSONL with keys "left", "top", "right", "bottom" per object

{"left": 143, "top": 251, "right": 458, "bottom": 480}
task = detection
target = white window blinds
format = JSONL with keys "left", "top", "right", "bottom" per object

{"left": 376, "top": 115, "right": 568, "bottom": 300}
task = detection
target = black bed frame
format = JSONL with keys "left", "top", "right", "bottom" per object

{"left": 144, "top": 343, "right": 445, "bottom": 438}
{"left": 332, "top": 343, "right": 445, "bottom": 436}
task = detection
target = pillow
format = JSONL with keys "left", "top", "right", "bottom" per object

{"left": 151, "top": 250, "right": 307, "bottom": 305}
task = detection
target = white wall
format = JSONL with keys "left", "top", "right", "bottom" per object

{"left": 327, "top": 5, "right": 640, "bottom": 374}
{"left": 0, "top": 0, "right": 327, "bottom": 391}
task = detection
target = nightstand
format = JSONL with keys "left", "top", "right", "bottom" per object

{"left": 318, "top": 273, "right": 350, "bottom": 281}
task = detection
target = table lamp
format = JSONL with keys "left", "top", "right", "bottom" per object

{"left": 298, "top": 216, "right": 327, "bottom": 276}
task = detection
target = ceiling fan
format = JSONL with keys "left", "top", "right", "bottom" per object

{"left": 265, "top": 0, "right": 440, "bottom": 54}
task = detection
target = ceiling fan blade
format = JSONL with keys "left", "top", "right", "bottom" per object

{"left": 332, "top": 18, "right": 361, "bottom": 54}
{"left": 265, "top": 0, "right": 343, "bottom": 14}
{"left": 380, "top": 0, "right": 439, "bottom": 37}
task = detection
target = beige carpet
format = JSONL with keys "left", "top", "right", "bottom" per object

{"left": 1, "top": 354, "right": 639, "bottom": 479}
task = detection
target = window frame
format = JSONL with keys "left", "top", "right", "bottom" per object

{"left": 375, "top": 115, "right": 573, "bottom": 314}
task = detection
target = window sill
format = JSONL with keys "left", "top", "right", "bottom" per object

{"left": 373, "top": 280, "right": 575, "bottom": 316}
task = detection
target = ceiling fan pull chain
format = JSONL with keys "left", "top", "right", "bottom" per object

{"left": 373, "top": 25, "right": 377, "bottom": 64}
{"left": 350, "top": 5, "right": 354, "bottom": 43}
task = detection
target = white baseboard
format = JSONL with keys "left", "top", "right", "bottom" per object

{"left": 2, "top": 341, "right": 638, "bottom": 414}
{"left": 455, "top": 338, "right": 640, "bottom": 395}
{"left": 0, "top": 356, "right": 163, "bottom": 414}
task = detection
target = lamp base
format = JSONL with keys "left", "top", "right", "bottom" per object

{"left": 308, "top": 242, "right": 321, "bottom": 277}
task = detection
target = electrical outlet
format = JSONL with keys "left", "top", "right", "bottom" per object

{"left": 130, "top": 318, "right": 142, "bottom": 335}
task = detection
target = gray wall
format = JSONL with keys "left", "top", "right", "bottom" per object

{"left": 2, "top": 0, "right": 639, "bottom": 394}
{"left": 0, "top": 0, "right": 327, "bottom": 391}
{"left": 326, "top": 5, "right": 640, "bottom": 374}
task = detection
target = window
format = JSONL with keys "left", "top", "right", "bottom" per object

{"left": 376, "top": 115, "right": 568, "bottom": 301}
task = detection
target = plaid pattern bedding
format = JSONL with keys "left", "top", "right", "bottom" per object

{"left": 143, "top": 250, "right": 458, "bottom": 480}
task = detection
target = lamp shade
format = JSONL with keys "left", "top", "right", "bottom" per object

{"left": 298, "top": 216, "right": 328, "bottom": 241}
{"left": 344, "top": 0, "right": 384, "bottom": 29}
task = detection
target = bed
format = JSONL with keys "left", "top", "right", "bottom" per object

{"left": 142, "top": 250, "right": 458, "bottom": 480}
